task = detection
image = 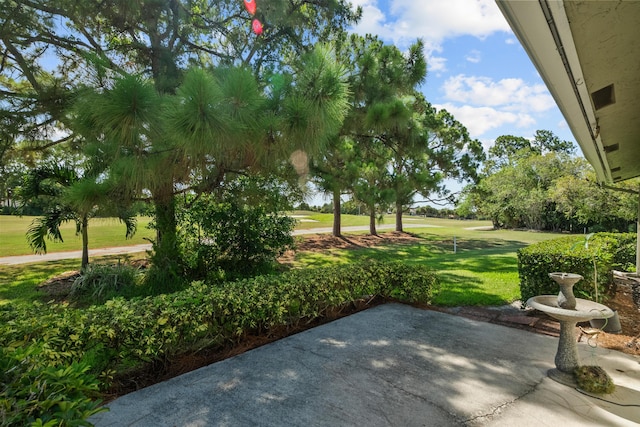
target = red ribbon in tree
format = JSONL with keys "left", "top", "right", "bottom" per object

{"left": 244, "top": 0, "right": 256, "bottom": 16}
{"left": 252, "top": 19, "right": 263, "bottom": 35}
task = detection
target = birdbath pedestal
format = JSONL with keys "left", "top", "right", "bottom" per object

{"left": 526, "top": 273, "right": 614, "bottom": 386}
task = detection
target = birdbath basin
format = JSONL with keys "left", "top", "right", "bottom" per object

{"left": 548, "top": 272, "right": 583, "bottom": 286}
{"left": 527, "top": 289, "right": 614, "bottom": 387}
{"left": 527, "top": 295, "right": 613, "bottom": 322}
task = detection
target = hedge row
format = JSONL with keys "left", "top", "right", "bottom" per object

{"left": 517, "top": 232, "right": 636, "bottom": 304}
{"left": 1, "top": 261, "right": 438, "bottom": 426}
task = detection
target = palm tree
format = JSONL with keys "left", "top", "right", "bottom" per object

{"left": 20, "top": 163, "right": 136, "bottom": 271}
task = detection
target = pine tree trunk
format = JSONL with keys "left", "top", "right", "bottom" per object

{"left": 396, "top": 201, "right": 403, "bottom": 232}
{"left": 81, "top": 216, "right": 89, "bottom": 271}
{"left": 332, "top": 189, "right": 341, "bottom": 237}
{"left": 152, "top": 193, "right": 182, "bottom": 278}
{"left": 369, "top": 208, "right": 377, "bottom": 235}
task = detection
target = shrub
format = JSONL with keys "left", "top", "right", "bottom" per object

{"left": 71, "top": 263, "right": 142, "bottom": 304}
{"left": 0, "top": 344, "right": 106, "bottom": 426}
{"left": 0, "top": 261, "right": 438, "bottom": 424}
{"left": 517, "top": 233, "right": 636, "bottom": 303}
{"left": 179, "top": 195, "right": 295, "bottom": 280}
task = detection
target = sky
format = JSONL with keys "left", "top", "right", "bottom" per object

{"left": 304, "top": 0, "right": 576, "bottom": 207}
{"left": 347, "top": 0, "right": 575, "bottom": 150}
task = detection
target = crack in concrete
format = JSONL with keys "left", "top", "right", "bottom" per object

{"left": 370, "top": 372, "right": 466, "bottom": 425}
{"left": 462, "top": 378, "right": 545, "bottom": 425}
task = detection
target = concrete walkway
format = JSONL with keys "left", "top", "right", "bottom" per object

{"left": 0, "top": 224, "right": 438, "bottom": 265}
{"left": 90, "top": 304, "right": 640, "bottom": 427}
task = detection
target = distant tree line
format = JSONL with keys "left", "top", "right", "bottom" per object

{"left": 456, "top": 131, "right": 639, "bottom": 233}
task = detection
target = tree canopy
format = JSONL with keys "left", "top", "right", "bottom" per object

{"left": 1, "top": 0, "right": 358, "bottom": 278}
{"left": 459, "top": 129, "right": 638, "bottom": 232}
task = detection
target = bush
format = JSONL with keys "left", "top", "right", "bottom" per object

{"left": 71, "top": 263, "right": 142, "bottom": 304}
{"left": 0, "top": 344, "right": 106, "bottom": 426}
{"left": 517, "top": 233, "right": 636, "bottom": 303}
{"left": 0, "top": 261, "right": 438, "bottom": 424}
{"left": 179, "top": 194, "right": 296, "bottom": 280}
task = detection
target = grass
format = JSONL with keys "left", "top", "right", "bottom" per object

{"left": 291, "top": 225, "right": 561, "bottom": 306}
{"left": 0, "top": 253, "right": 147, "bottom": 306}
{"left": 0, "top": 212, "right": 437, "bottom": 256}
{"left": 293, "top": 212, "right": 379, "bottom": 229}
{"left": 0, "top": 216, "right": 156, "bottom": 257}
{"left": 0, "top": 214, "right": 562, "bottom": 307}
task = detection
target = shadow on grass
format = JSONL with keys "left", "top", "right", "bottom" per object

{"left": 293, "top": 237, "right": 526, "bottom": 307}
{"left": 0, "top": 260, "right": 78, "bottom": 305}
{"left": 422, "top": 236, "right": 530, "bottom": 253}
{"left": 0, "top": 253, "right": 145, "bottom": 306}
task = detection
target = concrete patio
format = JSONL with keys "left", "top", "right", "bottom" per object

{"left": 91, "top": 304, "right": 640, "bottom": 426}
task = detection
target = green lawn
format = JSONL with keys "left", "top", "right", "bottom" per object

{"left": 0, "top": 253, "right": 147, "bottom": 306}
{"left": 291, "top": 225, "right": 561, "bottom": 306}
{"left": 0, "top": 214, "right": 562, "bottom": 307}
{"left": 0, "top": 216, "right": 156, "bottom": 257}
{"left": 291, "top": 211, "right": 443, "bottom": 229}
{"left": 0, "top": 212, "right": 432, "bottom": 256}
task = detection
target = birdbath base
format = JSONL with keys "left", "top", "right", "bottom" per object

{"left": 527, "top": 293, "right": 614, "bottom": 389}
{"left": 548, "top": 368, "right": 578, "bottom": 387}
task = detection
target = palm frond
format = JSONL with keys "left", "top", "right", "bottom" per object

{"left": 124, "top": 215, "right": 137, "bottom": 239}
{"left": 26, "top": 209, "right": 72, "bottom": 254}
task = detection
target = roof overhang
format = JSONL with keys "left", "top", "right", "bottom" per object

{"left": 496, "top": 0, "right": 640, "bottom": 183}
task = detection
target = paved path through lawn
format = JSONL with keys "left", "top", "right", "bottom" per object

{"left": 0, "top": 223, "right": 440, "bottom": 265}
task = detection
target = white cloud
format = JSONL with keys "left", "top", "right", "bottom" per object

{"left": 349, "top": 1, "right": 511, "bottom": 79}
{"left": 479, "top": 137, "right": 496, "bottom": 152}
{"left": 465, "top": 50, "right": 481, "bottom": 64}
{"left": 442, "top": 75, "right": 555, "bottom": 113}
{"left": 435, "top": 103, "right": 535, "bottom": 137}
{"left": 428, "top": 56, "right": 447, "bottom": 73}
{"left": 349, "top": 0, "right": 393, "bottom": 38}
{"left": 351, "top": 0, "right": 511, "bottom": 48}
{"left": 346, "top": 1, "right": 557, "bottom": 140}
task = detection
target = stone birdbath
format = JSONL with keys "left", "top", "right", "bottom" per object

{"left": 526, "top": 272, "right": 614, "bottom": 386}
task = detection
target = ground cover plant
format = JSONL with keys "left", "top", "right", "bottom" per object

{"left": 0, "top": 261, "right": 437, "bottom": 425}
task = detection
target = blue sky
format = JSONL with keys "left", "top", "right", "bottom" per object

{"left": 347, "top": 0, "right": 575, "bottom": 149}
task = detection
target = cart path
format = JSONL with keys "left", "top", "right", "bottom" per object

{"left": 0, "top": 223, "right": 440, "bottom": 265}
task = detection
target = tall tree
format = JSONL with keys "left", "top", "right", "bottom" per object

{"left": 2, "top": 0, "right": 357, "bottom": 283}
{"left": 461, "top": 130, "right": 635, "bottom": 232}
{"left": 1, "top": 0, "right": 359, "bottom": 153}
{"left": 312, "top": 35, "right": 426, "bottom": 236}
{"left": 372, "top": 98, "right": 484, "bottom": 232}
{"left": 75, "top": 46, "right": 349, "bottom": 281}
{"left": 310, "top": 136, "right": 359, "bottom": 237}
{"left": 486, "top": 130, "right": 574, "bottom": 172}
{"left": 351, "top": 142, "right": 394, "bottom": 235}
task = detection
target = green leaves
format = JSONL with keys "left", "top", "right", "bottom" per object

{"left": 178, "top": 181, "right": 296, "bottom": 279}
{"left": 517, "top": 233, "right": 637, "bottom": 303}
{"left": 280, "top": 43, "right": 350, "bottom": 154}
{"left": 0, "top": 259, "right": 438, "bottom": 423}
{"left": 1, "top": 344, "right": 106, "bottom": 426}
